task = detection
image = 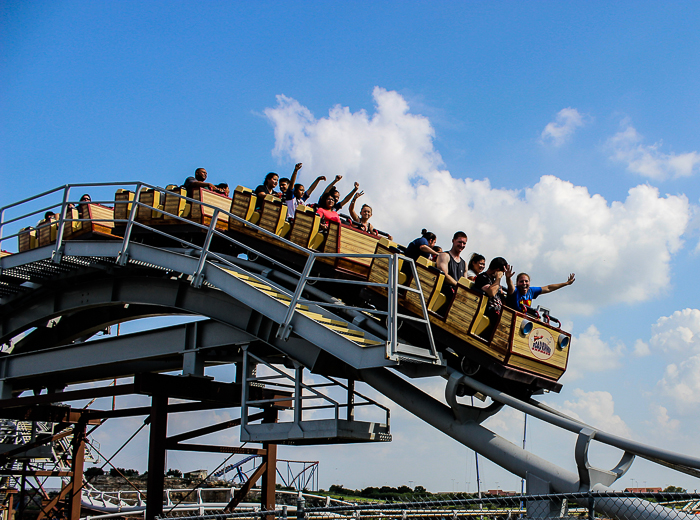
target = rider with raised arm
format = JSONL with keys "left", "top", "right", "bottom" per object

{"left": 320, "top": 175, "right": 359, "bottom": 211}
{"left": 283, "top": 163, "right": 326, "bottom": 219}
{"left": 506, "top": 272, "right": 576, "bottom": 313}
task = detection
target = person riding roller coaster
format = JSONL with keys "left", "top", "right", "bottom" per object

{"left": 506, "top": 272, "right": 575, "bottom": 315}
{"left": 183, "top": 168, "right": 227, "bottom": 198}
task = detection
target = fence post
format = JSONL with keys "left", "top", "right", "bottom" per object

{"left": 296, "top": 492, "right": 305, "bottom": 520}
{"left": 51, "top": 186, "right": 71, "bottom": 264}
{"left": 117, "top": 183, "right": 143, "bottom": 266}
{"left": 282, "top": 505, "right": 288, "bottom": 520}
{"left": 588, "top": 492, "right": 595, "bottom": 519}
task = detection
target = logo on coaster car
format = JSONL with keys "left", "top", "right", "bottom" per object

{"left": 528, "top": 327, "right": 555, "bottom": 361}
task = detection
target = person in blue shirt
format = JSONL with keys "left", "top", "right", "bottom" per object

{"left": 405, "top": 229, "right": 440, "bottom": 261}
{"left": 506, "top": 272, "right": 576, "bottom": 313}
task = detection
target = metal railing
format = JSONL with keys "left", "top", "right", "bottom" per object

{"left": 151, "top": 491, "right": 700, "bottom": 520}
{"left": 276, "top": 251, "right": 439, "bottom": 363}
{"left": 1, "top": 181, "right": 439, "bottom": 365}
{"left": 240, "top": 349, "right": 390, "bottom": 432}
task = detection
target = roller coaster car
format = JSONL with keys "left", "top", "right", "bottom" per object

{"left": 215, "top": 188, "right": 571, "bottom": 393}
{"left": 17, "top": 204, "right": 118, "bottom": 252}
{"left": 368, "top": 238, "right": 569, "bottom": 392}
{"left": 69, "top": 203, "right": 118, "bottom": 240}
{"left": 99, "top": 184, "right": 572, "bottom": 394}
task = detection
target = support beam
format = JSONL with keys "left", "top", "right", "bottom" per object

{"left": 0, "top": 383, "right": 135, "bottom": 408}
{"left": 260, "top": 408, "right": 279, "bottom": 511}
{"left": 37, "top": 480, "right": 73, "bottom": 520}
{"left": 70, "top": 420, "right": 86, "bottom": 520}
{"left": 134, "top": 372, "right": 241, "bottom": 402}
{"left": 223, "top": 462, "right": 267, "bottom": 513}
{"left": 166, "top": 411, "right": 266, "bottom": 444}
{"left": 261, "top": 442, "right": 277, "bottom": 511}
{"left": 167, "top": 444, "right": 266, "bottom": 455}
{"left": 145, "top": 395, "right": 168, "bottom": 520}
{"left": 86, "top": 400, "right": 232, "bottom": 419}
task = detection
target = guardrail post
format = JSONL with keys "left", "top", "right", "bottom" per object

{"left": 277, "top": 253, "right": 316, "bottom": 341}
{"left": 347, "top": 379, "right": 355, "bottom": 421}
{"left": 296, "top": 492, "right": 305, "bottom": 520}
{"left": 240, "top": 345, "right": 250, "bottom": 433}
{"left": 0, "top": 207, "right": 5, "bottom": 244}
{"left": 192, "top": 208, "right": 220, "bottom": 288}
{"left": 294, "top": 363, "right": 303, "bottom": 427}
{"left": 386, "top": 254, "right": 399, "bottom": 359}
{"left": 51, "top": 186, "right": 71, "bottom": 264}
{"left": 117, "top": 183, "right": 143, "bottom": 266}
{"left": 282, "top": 505, "right": 288, "bottom": 520}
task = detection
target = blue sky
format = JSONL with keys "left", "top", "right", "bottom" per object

{"left": 2, "top": 1, "right": 700, "bottom": 493}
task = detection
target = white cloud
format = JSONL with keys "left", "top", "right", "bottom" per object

{"left": 564, "top": 325, "right": 625, "bottom": 381}
{"left": 650, "top": 308, "right": 700, "bottom": 354}
{"left": 608, "top": 121, "right": 700, "bottom": 180}
{"left": 265, "top": 88, "right": 691, "bottom": 315}
{"left": 659, "top": 354, "right": 700, "bottom": 407}
{"left": 540, "top": 107, "right": 587, "bottom": 146}
{"left": 632, "top": 339, "right": 651, "bottom": 357}
{"left": 650, "top": 404, "right": 680, "bottom": 432}
{"left": 646, "top": 309, "right": 700, "bottom": 410}
{"left": 556, "top": 389, "right": 632, "bottom": 438}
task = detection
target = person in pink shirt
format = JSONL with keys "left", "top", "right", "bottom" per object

{"left": 316, "top": 192, "right": 341, "bottom": 230}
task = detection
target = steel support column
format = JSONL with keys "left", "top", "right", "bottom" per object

{"left": 261, "top": 442, "right": 277, "bottom": 511}
{"left": 146, "top": 394, "right": 168, "bottom": 520}
{"left": 70, "top": 420, "right": 86, "bottom": 520}
{"left": 260, "top": 409, "right": 279, "bottom": 511}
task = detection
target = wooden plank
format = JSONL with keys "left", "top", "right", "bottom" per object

{"left": 137, "top": 189, "right": 162, "bottom": 222}
{"left": 163, "top": 186, "right": 188, "bottom": 220}
{"left": 406, "top": 264, "right": 439, "bottom": 309}
{"left": 229, "top": 186, "right": 256, "bottom": 229}
{"left": 37, "top": 222, "right": 57, "bottom": 247}
{"left": 507, "top": 354, "right": 562, "bottom": 380}
{"left": 190, "top": 189, "right": 231, "bottom": 228}
{"left": 18, "top": 228, "right": 36, "bottom": 252}
{"left": 323, "top": 222, "right": 340, "bottom": 253}
{"left": 510, "top": 315, "right": 570, "bottom": 372}
{"left": 490, "top": 310, "right": 512, "bottom": 356}
{"left": 114, "top": 190, "right": 134, "bottom": 221}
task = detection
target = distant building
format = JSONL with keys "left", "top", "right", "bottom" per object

{"left": 487, "top": 490, "right": 516, "bottom": 496}
{"left": 185, "top": 469, "right": 208, "bottom": 481}
{"left": 624, "top": 487, "right": 662, "bottom": 493}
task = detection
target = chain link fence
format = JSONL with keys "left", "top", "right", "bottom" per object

{"left": 156, "top": 492, "right": 700, "bottom": 520}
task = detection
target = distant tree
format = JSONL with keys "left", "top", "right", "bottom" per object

{"left": 397, "top": 486, "right": 411, "bottom": 494}
{"left": 109, "top": 467, "right": 126, "bottom": 477}
{"left": 663, "top": 486, "right": 686, "bottom": 493}
{"left": 360, "top": 486, "right": 378, "bottom": 497}
{"left": 166, "top": 468, "right": 182, "bottom": 478}
{"left": 124, "top": 469, "right": 139, "bottom": 477}
{"left": 85, "top": 467, "right": 104, "bottom": 477}
{"left": 414, "top": 486, "right": 427, "bottom": 494}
